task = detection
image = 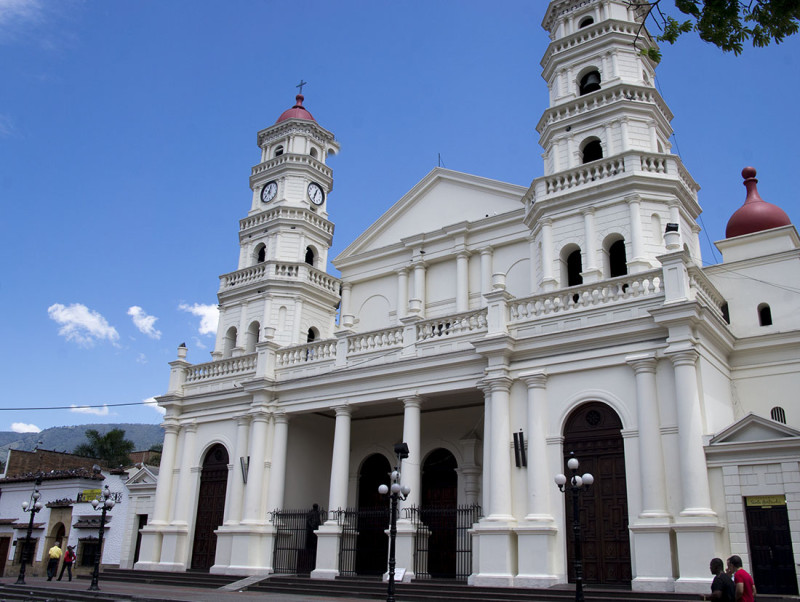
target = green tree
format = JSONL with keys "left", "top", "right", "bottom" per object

{"left": 629, "top": 0, "right": 800, "bottom": 60}
{"left": 73, "top": 428, "right": 135, "bottom": 468}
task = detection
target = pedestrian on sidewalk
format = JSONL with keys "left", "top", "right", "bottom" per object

{"left": 46, "top": 541, "right": 62, "bottom": 581}
{"left": 58, "top": 545, "right": 76, "bottom": 581}
{"left": 726, "top": 555, "right": 756, "bottom": 602}
{"left": 708, "top": 557, "right": 735, "bottom": 601}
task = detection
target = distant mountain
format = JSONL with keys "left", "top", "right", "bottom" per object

{"left": 0, "top": 423, "right": 164, "bottom": 463}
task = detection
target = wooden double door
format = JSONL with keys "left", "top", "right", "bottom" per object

{"left": 190, "top": 444, "right": 229, "bottom": 571}
{"left": 563, "top": 402, "right": 632, "bottom": 585}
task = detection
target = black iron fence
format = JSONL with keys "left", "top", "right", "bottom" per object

{"left": 337, "top": 506, "right": 390, "bottom": 577}
{"left": 271, "top": 507, "right": 326, "bottom": 574}
{"left": 409, "top": 504, "right": 482, "bottom": 581}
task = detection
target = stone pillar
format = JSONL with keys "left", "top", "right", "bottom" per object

{"left": 540, "top": 219, "right": 557, "bottom": 291}
{"left": 627, "top": 195, "right": 650, "bottom": 272}
{"left": 528, "top": 235, "right": 538, "bottom": 295}
{"left": 486, "top": 376, "right": 513, "bottom": 520}
{"left": 456, "top": 251, "right": 470, "bottom": 313}
{"left": 266, "top": 413, "right": 290, "bottom": 513}
{"left": 151, "top": 420, "right": 180, "bottom": 525}
{"left": 396, "top": 268, "right": 408, "bottom": 321}
{"left": 242, "top": 411, "right": 270, "bottom": 523}
{"left": 399, "top": 396, "right": 422, "bottom": 510}
{"left": 479, "top": 248, "right": 493, "bottom": 306}
{"left": 581, "top": 208, "right": 602, "bottom": 282}
{"left": 172, "top": 421, "right": 198, "bottom": 525}
{"left": 340, "top": 282, "right": 354, "bottom": 328}
{"left": 226, "top": 415, "right": 251, "bottom": 525}
{"left": 479, "top": 384, "right": 492, "bottom": 512}
{"left": 620, "top": 119, "right": 630, "bottom": 152}
{"left": 408, "top": 261, "right": 426, "bottom": 317}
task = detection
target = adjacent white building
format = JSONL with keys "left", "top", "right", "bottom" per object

{"left": 135, "top": 0, "right": 800, "bottom": 596}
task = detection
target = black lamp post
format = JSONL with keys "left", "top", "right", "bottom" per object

{"left": 555, "top": 452, "right": 594, "bottom": 602}
{"left": 88, "top": 484, "right": 115, "bottom": 591}
{"left": 15, "top": 477, "right": 43, "bottom": 585}
{"left": 378, "top": 442, "right": 410, "bottom": 602}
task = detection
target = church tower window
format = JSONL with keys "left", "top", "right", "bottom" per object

{"left": 310, "top": 147, "right": 318, "bottom": 158}
{"left": 581, "top": 139, "right": 603, "bottom": 164}
{"left": 222, "top": 326, "right": 237, "bottom": 359}
{"left": 307, "top": 327, "right": 318, "bottom": 343}
{"left": 607, "top": 238, "right": 628, "bottom": 277}
{"left": 578, "top": 16, "right": 594, "bottom": 29}
{"left": 758, "top": 303, "right": 772, "bottom": 326}
{"left": 245, "top": 321, "right": 260, "bottom": 353}
{"left": 579, "top": 70, "right": 601, "bottom": 95}
{"left": 561, "top": 246, "right": 583, "bottom": 287}
{"left": 305, "top": 246, "right": 316, "bottom": 266}
{"left": 255, "top": 243, "right": 266, "bottom": 264}
{"left": 771, "top": 407, "right": 787, "bottom": 424}
{"left": 274, "top": 145, "right": 284, "bottom": 157}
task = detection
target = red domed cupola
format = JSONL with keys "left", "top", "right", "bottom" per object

{"left": 276, "top": 94, "right": 315, "bottom": 123}
{"left": 725, "top": 167, "right": 791, "bottom": 238}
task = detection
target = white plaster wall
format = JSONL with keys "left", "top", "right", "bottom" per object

{"left": 283, "top": 413, "right": 334, "bottom": 510}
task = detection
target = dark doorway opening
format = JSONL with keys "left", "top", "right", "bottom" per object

{"left": 421, "top": 448, "right": 458, "bottom": 578}
{"left": 745, "top": 496, "right": 798, "bottom": 595}
{"left": 563, "top": 402, "right": 631, "bottom": 585}
{"left": 355, "top": 454, "right": 391, "bottom": 576}
{"left": 190, "top": 444, "right": 229, "bottom": 571}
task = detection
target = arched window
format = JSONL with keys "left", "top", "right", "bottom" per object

{"left": 274, "top": 145, "right": 284, "bottom": 157}
{"left": 758, "top": 303, "right": 772, "bottom": 326}
{"left": 561, "top": 246, "right": 583, "bottom": 288}
{"left": 579, "top": 70, "right": 601, "bottom": 95}
{"left": 310, "top": 147, "right": 318, "bottom": 158}
{"left": 222, "top": 326, "right": 237, "bottom": 358}
{"left": 245, "top": 321, "right": 260, "bottom": 353}
{"left": 307, "top": 327, "right": 318, "bottom": 343}
{"left": 582, "top": 139, "right": 603, "bottom": 164}
{"left": 578, "top": 16, "right": 594, "bottom": 28}
{"left": 771, "top": 406, "right": 787, "bottom": 424}
{"left": 608, "top": 239, "right": 628, "bottom": 277}
{"left": 254, "top": 243, "right": 266, "bottom": 264}
{"left": 305, "top": 246, "right": 315, "bottom": 266}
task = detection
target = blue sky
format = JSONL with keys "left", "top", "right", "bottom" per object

{"left": 1, "top": 1, "right": 798, "bottom": 434}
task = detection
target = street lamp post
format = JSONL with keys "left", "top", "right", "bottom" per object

{"left": 15, "top": 477, "right": 44, "bottom": 585}
{"left": 88, "top": 484, "right": 116, "bottom": 591}
{"left": 378, "top": 442, "right": 410, "bottom": 602}
{"left": 554, "top": 452, "right": 594, "bottom": 602}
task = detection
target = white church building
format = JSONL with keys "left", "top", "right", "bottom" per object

{"left": 135, "top": 0, "right": 800, "bottom": 595}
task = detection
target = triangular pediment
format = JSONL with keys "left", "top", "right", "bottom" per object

{"left": 335, "top": 168, "right": 526, "bottom": 261}
{"left": 709, "top": 413, "right": 800, "bottom": 445}
{"left": 124, "top": 465, "right": 158, "bottom": 486}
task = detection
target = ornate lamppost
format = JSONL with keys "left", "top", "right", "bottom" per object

{"left": 555, "top": 452, "right": 594, "bottom": 602}
{"left": 378, "top": 442, "right": 410, "bottom": 602}
{"left": 88, "top": 484, "right": 115, "bottom": 591}
{"left": 16, "top": 477, "right": 43, "bottom": 585}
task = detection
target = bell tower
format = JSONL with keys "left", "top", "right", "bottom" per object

{"left": 211, "top": 92, "right": 342, "bottom": 359}
{"left": 524, "top": 0, "right": 703, "bottom": 289}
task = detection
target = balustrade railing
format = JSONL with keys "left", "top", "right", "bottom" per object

{"left": 250, "top": 152, "right": 331, "bottom": 179}
{"left": 185, "top": 353, "right": 257, "bottom": 383}
{"left": 347, "top": 326, "right": 404, "bottom": 355}
{"left": 543, "top": 157, "right": 625, "bottom": 194}
{"left": 416, "top": 310, "right": 488, "bottom": 342}
{"left": 509, "top": 269, "right": 663, "bottom": 322}
{"left": 240, "top": 206, "right": 334, "bottom": 235}
{"left": 220, "top": 261, "right": 340, "bottom": 295}
{"left": 275, "top": 340, "right": 337, "bottom": 367}
{"left": 688, "top": 265, "right": 728, "bottom": 322}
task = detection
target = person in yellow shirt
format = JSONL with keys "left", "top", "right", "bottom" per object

{"left": 46, "top": 541, "right": 62, "bottom": 581}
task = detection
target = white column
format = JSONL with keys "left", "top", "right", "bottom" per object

{"left": 399, "top": 396, "right": 422, "bottom": 510}
{"left": 151, "top": 421, "right": 180, "bottom": 525}
{"left": 627, "top": 355, "right": 669, "bottom": 517}
{"left": 396, "top": 268, "right": 408, "bottom": 321}
{"left": 603, "top": 122, "right": 615, "bottom": 156}
{"left": 528, "top": 235, "right": 538, "bottom": 295}
{"left": 668, "top": 350, "right": 713, "bottom": 516}
{"left": 172, "top": 421, "right": 198, "bottom": 524}
{"left": 456, "top": 252, "right": 470, "bottom": 313}
{"left": 480, "top": 384, "right": 492, "bottom": 512}
{"left": 226, "top": 415, "right": 251, "bottom": 525}
{"left": 522, "top": 373, "right": 550, "bottom": 520}
{"left": 480, "top": 248, "right": 493, "bottom": 306}
{"left": 327, "top": 406, "right": 352, "bottom": 515}
{"left": 409, "top": 261, "right": 426, "bottom": 316}
{"left": 627, "top": 195, "right": 648, "bottom": 272}
{"left": 266, "top": 413, "right": 290, "bottom": 512}
{"left": 243, "top": 412, "right": 270, "bottom": 523}
{"left": 582, "top": 208, "right": 601, "bottom": 282}
{"left": 620, "top": 118, "right": 630, "bottom": 152}
{"left": 340, "top": 283, "right": 354, "bottom": 328}
{"left": 486, "top": 376, "right": 513, "bottom": 519}
{"left": 540, "top": 219, "right": 556, "bottom": 291}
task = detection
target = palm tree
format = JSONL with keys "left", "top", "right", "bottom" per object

{"left": 73, "top": 428, "right": 135, "bottom": 468}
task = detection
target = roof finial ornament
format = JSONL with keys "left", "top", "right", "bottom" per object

{"left": 725, "top": 166, "right": 792, "bottom": 238}
{"left": 296, "top": 79, "right": 307, "bottom": 95}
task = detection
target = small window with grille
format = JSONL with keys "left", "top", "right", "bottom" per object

{"left": 771, "top": 406, "right": 786, "bottom": 424}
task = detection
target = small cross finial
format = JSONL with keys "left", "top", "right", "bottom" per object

{"left": 296, "top": 79, "right": 307, "bottom": 95}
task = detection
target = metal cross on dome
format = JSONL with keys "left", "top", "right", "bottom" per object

{"left": 296, "top": 79, "right": 307, "bottom": 94}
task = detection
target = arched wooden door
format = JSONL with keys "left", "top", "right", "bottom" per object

{"left": 563, "top": 402, "right": 631, "bottom": 585}
{"left": 355, "top": 454, "right": 390, "bottom": 575}
{"left": 190, "top": 444, "right": 229, "bottom": 571}
{"left": 421, "top": 448, "right": 458, "bottom": 578}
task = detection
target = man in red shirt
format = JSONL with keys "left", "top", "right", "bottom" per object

{"left": 726, "top": 555, "right": 756, "bottom": 602}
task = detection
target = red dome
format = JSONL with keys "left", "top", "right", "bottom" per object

{"left": 276, "top": 94, "right": 315, "bottom": 123}
{"left": 725, "top": 167, "right": 791, "bottom": 238}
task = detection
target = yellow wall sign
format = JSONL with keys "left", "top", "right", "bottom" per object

{"left": 746, "top": 495, "right": 785, "bottom": 508}
{"left": 76, "top": 489, "right": 101, "bottom": 503}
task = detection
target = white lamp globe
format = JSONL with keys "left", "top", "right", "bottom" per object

{"left": 35, "top": 502, "right": 43, "bottom": 511}
{"left": 391, "top": 471, "right": 399, "bottom": 481}
{"left": 554, "top": 474, "right": 567, "bottom": 486}
{"left": 106, "top": 499, "right": 115, "bottom": 509}
{"left": 567, "top": 457, "right": 579, "bottom": 470}
{"left": 21, "top": 501, "right": 28, "bottom": 511}
{"left": 390, "top": 483, "right": 401, "bottom": 494}
{"left": 572, "top": 475, "right": 583, "bottom": 488}
{"left": 378, "top": 484, "right": 389, "bottom": 495}
{"left": 400, "top": 485, "right": 411, "bottom": 496}
{"left": 32, "top": 491, "right": 40, "bottom": 501}
{"left": 92, "top": 499, "right": 100, "bottom": 509}
{"left": 582, "top": 473, "right": 594, "bottom": 486}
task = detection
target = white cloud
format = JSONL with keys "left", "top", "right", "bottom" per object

{"left": 179, "top": 303, "right": 219, "bottom": 335}
{"left": 143, "top": 396, "right": 166, "bottom": 416}
{"left": 48, "top": 303, "right": 119, "bottom": 347}
{"left": 136, "top": 353, "right": 148, "bottom": 364}
{"left": 70, "top": 404, "right": 110, "bottom": 416}
{"left": 192, "top": 336, "right": 207, "bottom": 350}
{"left": 128, "top": 306, "right": 162, "bottom": 339}
{"left": 0, "top": 0, "right": 43, "bottom": 42}
{"left": 11, "top": 422, "right": 41, "bottom": 433}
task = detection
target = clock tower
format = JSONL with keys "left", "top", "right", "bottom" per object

{"left": 212, "top": 93, "right": 342, "bottom": 358}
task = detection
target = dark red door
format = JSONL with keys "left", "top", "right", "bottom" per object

{"left": 190, "top": 444, "right": 229, "bottom": 571}
{"left": 563, "top": 402, "right": 631, "bottom": 585}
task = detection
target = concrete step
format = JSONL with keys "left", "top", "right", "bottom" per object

{"left": 85, "top": 568, "right": 236, "bottom": 589}
{"left": 0, "top": 583, "right": 131, "bottom": 602}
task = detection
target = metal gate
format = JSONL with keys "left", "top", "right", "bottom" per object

{"left": 338, "top": 507, "right": 389, "bottom": 577}
{"left": 410, "top": 504, "right": 481, "bottom": 581}
{"left": 271, "top": 507, "right": 326, "bottom": 574}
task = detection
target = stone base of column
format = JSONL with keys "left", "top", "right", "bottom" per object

{"left": 310, "top": 521, "right": 343, "bottom": 580}
{"left": 673, "top": 520, "right": 721, "bottom": 594}
{"left": 212, "top": 523, "right": 275, "bottom": 575}
{"left": 580, "top": 268, "right": 603, "bottom": 284}
{"left": 391, "top": 520, "right": 416, "bottom": 582}
{"left": 513, "top": 520, "right": 558, "bottom": 588}
{"left": 468, "top": 518, "right": 517, "bottom": 587}
{"left": 157, "top": 524, "right": 191, "bottom": 572}
{"left": 134, "top": 526, "right": 164, "bottom": 569}
{"left": 629, "top": 521, "right": 674, "bottom": 592}
{"left": 541, "top": 278, "right": 558, "bottom": 293}
{"left": 627, "top": 258, "right": 653, "bottom": 274}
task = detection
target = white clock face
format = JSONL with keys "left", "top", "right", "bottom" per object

{"left": 261, "top": 181, "right": 278, "bottom": 203}
{"left": 307, "top": 182, "right": 325, "bottom": 206}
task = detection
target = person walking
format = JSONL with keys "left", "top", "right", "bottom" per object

{"left": 709, "top": 557, "right": 735, "bottom": 601}
{"left": 46, "top": 541, "right": 62, "bottom": 581}
{"left": 57, "top": 545, "right": 76, "bottom": 581}
{"left": 727, "top": 555, "right": 756, "bottom": 602}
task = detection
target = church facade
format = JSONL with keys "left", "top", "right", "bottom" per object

{"left": 135, "top": 0, "right": 800, "bottom": 595}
